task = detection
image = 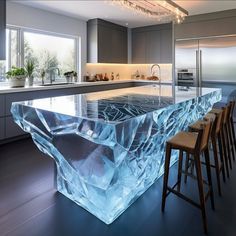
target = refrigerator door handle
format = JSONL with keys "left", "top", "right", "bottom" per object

{"left": 196, "top": 50, "right": 199, "bottom": 86}
{"left": 199, "top": 50, "right": 202, "bottom": 87}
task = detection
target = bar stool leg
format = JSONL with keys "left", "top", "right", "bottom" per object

{"left": 162, "top": 143, "right": 172, "bottom": 212}
{"left": 184, "top": 153, "right": 189, "bottom": 184}
{"left": 230, "top": 117, "right": 236, "bottom": 149}
{"left": 223, "top": 124, "right": 232, "bottom": 170}
{"left": 177, "top": 150, "right": 183, "bottom": 192}
{"left": 217, "top": 133, "right": 226, "bottom": 182}
{"left": 212, "top": 137, "right": 222, "bottom": 196}
{"left": 204, "top": 147, "right": 215, "bottom": 210}
{"left": 228, "top": 119, "right": 236, "bottom": 161}
{"left": 220, "top": 130, "right": 230, "bottom": 178}
{"left": 226, "top": 121, "right": 235, "bottom": 163}
{"left": 194, "top": 154, "right": 208, "bottom": 234}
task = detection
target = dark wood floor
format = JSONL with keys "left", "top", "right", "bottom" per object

{"left": 1, "top": 132, "right": 236, "bottom": 236}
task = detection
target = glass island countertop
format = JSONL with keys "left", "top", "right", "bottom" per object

{"left": 11, "top": 85, "right": 221, "bottom": 224}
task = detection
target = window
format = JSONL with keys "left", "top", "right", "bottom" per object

{"left": 24, "top": 31, "right": 76, "bottom": 78}
{"left": 0, "top": 28, "right": 19, "bottom": 80}
{"left": 0, "top": 27, "right": 78, "bottom": 82}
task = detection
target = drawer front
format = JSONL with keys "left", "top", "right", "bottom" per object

{"left": 5, "top": 116, "right": 26, "bottom": 138}
{"left": 0, "top": 95, "right": 5, "bottom": 117}
{"left": 0, "top": 117, "right": 4, "bottom": 140}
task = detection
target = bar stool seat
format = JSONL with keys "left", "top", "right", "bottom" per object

{"left": 168, "top": 132, "right": 198, "bottom": 151}
{"left": 162, "top": 118, "right": 214, "bottom": 234}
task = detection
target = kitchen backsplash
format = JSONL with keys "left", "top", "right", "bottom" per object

{"left": 85, "top": 63, "right": 172, "bottom": 82}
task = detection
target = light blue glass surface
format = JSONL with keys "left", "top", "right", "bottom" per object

{"left": 11, "top": 85, "right": 221, "bottom": 224}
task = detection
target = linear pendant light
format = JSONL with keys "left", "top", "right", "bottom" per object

{"left": 109, "top": 0, "right": 188, "bottom": 24}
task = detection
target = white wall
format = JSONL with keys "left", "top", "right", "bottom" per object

{"left": 6, "top": 2, "right": 87, "bottom": 79}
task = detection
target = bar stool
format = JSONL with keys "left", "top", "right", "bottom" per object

{"left": 186, "top": 112, "right": 226, "bottom": 196}
{"left": 208, "top": 108, "right": 229, "bottom": 178}
{"left": 228, "top": 101, "right": 236, "bottom": 161}
{"left": 162, "top": 118, "right": 214, "bottom": 234}
{"left": 230, "top": 101, "right": 236, "bottom": 149}
{"left": 212, "top": 103, "right": 234, "bottom": 173}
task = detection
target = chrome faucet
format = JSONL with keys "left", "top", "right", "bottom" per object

{"left": 46, "top": 67, "right": 60, "bottom": 84}
{"left": 151, "top": 64, "right": 161, "bottom": 84}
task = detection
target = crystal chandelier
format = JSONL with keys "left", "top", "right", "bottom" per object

{"left": 110, "top": 0, "right": 188, "bottom": 24}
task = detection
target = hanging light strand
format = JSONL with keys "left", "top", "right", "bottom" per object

{"left": 109, "top": 0, "right": 188, "bottom": 24}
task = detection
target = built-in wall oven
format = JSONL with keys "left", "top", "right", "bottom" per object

{"left": 176, "top": 69, "right": 195, "bottom": 87}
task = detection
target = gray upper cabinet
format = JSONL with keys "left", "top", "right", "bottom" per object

{"left": 132, "top": 23, "right": 173, "bottom": 64}
{"left": 160, "top": 29, "right": 172, "bottom": 63}
{"left": 175, "top": 9, "right": 236, "bottom": 40}
{"left": 132, "top": 31, "right": 146, "bottom": 64}
{"left": 0, "top": 0, "right": 6, "bottom": 60}
{"left": 87, "top": 19, "right": 128, "bottom": 63}
{"left": 146, "top": 31, "right": 161, "bottom": 63}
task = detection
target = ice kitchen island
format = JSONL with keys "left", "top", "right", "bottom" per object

{"left": 11, "top": 85, "right": 221, "bottom": 224}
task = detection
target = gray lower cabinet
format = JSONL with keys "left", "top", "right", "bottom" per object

{"left": 5, "top": 116, "right": 26, "bottom": 139}
{"left": 0, "top": 95, "right": 5, "bottom": 117}
{"left": 0, "top": 117, "right": 4, "bottom": 140}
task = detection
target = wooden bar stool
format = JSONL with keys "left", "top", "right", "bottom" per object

{"left": 162, "top": 119, "right": 214, "bottom": 234}
{"left": 229, "top": 101, "right": 236, "bottom": 149}
{"left": 211, "top": 107, "right": 230, "bottom": 178}
{"left": 228, "top": 101, "right": 236, "bottom": 161}
{"left": 212, "top": 103, "right": 234, "bottom": 173}
{"left": 229, "top": 101, "right": 236, "bottom": 148}
{"left": 186, "top": 112, "right": 226, "bottom": 196}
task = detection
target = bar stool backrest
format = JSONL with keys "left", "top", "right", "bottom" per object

{"left": 204, "top": 112, "right": 220, "bottom": 136}
{"left": 223, "top": 105, "right": 230, "bottom": 125}
{"left": 229, "top": 101, "right": 235, "bottom": 119}
{"left": 200, "top": 119, "right": 212, "bottom": 151}
{"left": 215, "top": 110, "right": 223, "bottom": 134}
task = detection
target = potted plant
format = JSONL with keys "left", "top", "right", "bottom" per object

{"left": 25, "top": 59, "right": 35, "bottom": 86}
{"left": 64, "top": 71, "right": 78, "bottom": 83}
{"left": 6, "top": 66, "right": 27, "bottom": 87}
{"left": 64, "top": 71, "right": 73, "bottom": 83}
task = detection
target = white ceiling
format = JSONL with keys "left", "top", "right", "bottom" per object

{"left": 14, "top": 0, "right": 236, "bottom": 28}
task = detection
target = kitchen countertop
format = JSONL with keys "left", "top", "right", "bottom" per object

{"left": 0, "top": 79, "right": 172, "bottom": 94}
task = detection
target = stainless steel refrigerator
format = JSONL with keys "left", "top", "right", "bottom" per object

{"left": 175, "top": 36, "right": 236, "bottom": 87}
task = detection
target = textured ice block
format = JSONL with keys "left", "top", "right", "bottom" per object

{"left": 11, "top": 85, "right": 221, "bottom": 224}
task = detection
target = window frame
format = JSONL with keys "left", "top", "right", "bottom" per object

{"left": 6, "top": 25, "right": 80, "bottom": 80}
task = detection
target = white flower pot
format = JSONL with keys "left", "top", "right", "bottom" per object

{"left": 28, "top": 76, "right": 34, "bottom": 86}
{"left": 9, "top": 76, "right": 26, "bottom": 88}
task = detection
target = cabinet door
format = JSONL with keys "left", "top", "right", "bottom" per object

{"left": 112, "top": 29, "right": 127, "bottom": 63}
{"left": 161, "top": 29, "right": 173, "bottom": 63}
{"left": 146, "top": 30, "right": 161, "bottom": 63}
{"left": 0, "top": 0, "right": 6, "bottom": 60}
{"left": 0, "top": 117, "right": 4, "bottom": 140}
{"left": 0, "top": 95, "right": 5, "bottom": 117}
{"left": 5, "top": 116, "right": 26, "bottom": 138}
{"left": 98, "top": 25, "right": 113, "bottom": 63}
{"left": 132, "top": 31, "right": 146, "bottom": 63}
